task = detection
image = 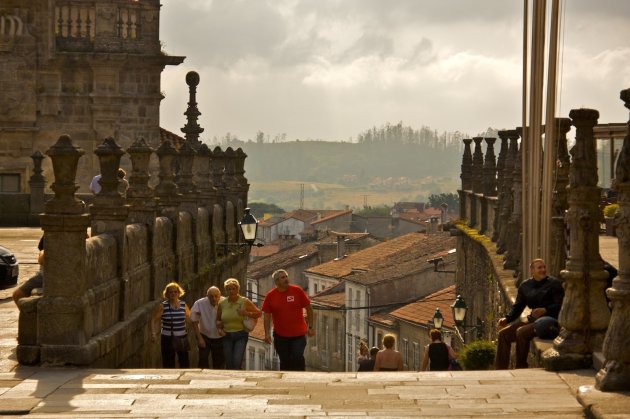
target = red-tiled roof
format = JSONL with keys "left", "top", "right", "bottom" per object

{"left": 389, "top": 285, "right": 456, "bottom": 329}
{"left": 250, "top": 244, "right": 280, "bottom": 258}
{"left": 311, "top": 291, "right": 345, "bottom": 308}
{"left": 311, "top": 209, "right": 353, "bottom": 225}
{"left": 160, "top": 127, "right": 185, "bottom": 149}
{"left": 247, "top": 241, "right": 319, "bottom": 280}
{"left": 248, "top": 315, "right": 266, "bottom": 340}
{"left": 368, "top": 311, "right": 397, "bottom": 327}
{"left": 305, "top": 232, "right": 455, "bottom": 284}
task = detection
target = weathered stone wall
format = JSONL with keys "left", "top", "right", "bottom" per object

{"left": 0, "top": 0, "right": 183, "bottom": 193}
{"left": 16, "top": 133, "right": 251, "bottom": 369}
{"left": 455, "top": 222, "right": 517, "bottom": 343}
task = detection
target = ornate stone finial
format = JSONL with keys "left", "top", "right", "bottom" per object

{"left": 30, "top": 150, "right": 46, "bottom": 183}
{"left": 460, "top": 139, "right": 473, "bottom": 191}
{"left": 504, "top": 130, "right": 523, "bottom": 271}
{"left": 496, "top": 130, "right": 519, "bottom": 253}
{"left": 44, "top": 134, "right": 86, "bottom": 214}
{"left": 181, "top": 71, "right": 204, "bottom": 148}
{"left": 93, "top": 137, "right": 125, "bottom": 207}
{"left": 471, "top": 137, "right": 484, "bottom": 194}
{"left": 223, "top": 147, "right": 238, "bottom": 190}
{"left": 126, "top": 137, "right": 155, "bottom": 198}
{"left": 235, "top": 148, "right": 248, "bottom": 188}
{"left": 595, "top": 89, "right": 630, "bottom": 391}
{"left": 154, "top": 140, "right": 180, "bottom": 198}
{"left": 568, "top": 108, "right": 600, "bottom": 189}
{"left": 211, "top": 146, "right": 226, "bottom": 192}
{"left": 175, "top": 141, "right": 198, "bottom": 194}
{"left": 483, "top": 137, "right": 497, "bottom": 197}
{"left": 195, "top": 143, "right": 211, "bottom": 193}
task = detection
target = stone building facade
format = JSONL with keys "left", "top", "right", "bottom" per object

{"left": 0, "top": 0, "right": 183, "bottom": 194}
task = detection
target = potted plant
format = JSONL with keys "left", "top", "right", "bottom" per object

{"left": 603, "top": 204, "right": 619, "bottom": 236}
{"left": 458, "top": 340, "right": 497, "bottom": 370}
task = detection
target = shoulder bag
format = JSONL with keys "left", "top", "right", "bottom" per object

{"left": 241, "top": 299, "right": 258, "bottom": 332}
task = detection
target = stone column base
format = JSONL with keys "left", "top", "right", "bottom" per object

{"left": 16, "top": 345, "right": 40, "bottom": 365}
{"left": 596, "top": 360, "right": 630, "bottom": 391}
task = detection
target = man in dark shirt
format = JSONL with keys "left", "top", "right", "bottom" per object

{"left": 495, "top": 258, "right": 564, "bottom": 369}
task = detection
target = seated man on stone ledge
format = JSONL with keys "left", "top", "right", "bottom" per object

{"left": 495, "top": 258, "right": 564, "bottom": 369}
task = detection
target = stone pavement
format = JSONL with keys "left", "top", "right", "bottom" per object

{"left": 0, "top": 228, "right": 628, "bottom": 418}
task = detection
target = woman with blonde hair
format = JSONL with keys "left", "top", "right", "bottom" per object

{"left": 374, "top": 334, "right": 404, "bottom": 371}
{"left": 151, "top": 282, "right": 191, "bottom": 368}
{"left": 217, "top": 278, "right": 261, "bottom": 369}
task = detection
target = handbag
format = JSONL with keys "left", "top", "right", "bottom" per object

{"left": 168, "top": 304, "right": 190, "bottom": 352}
{"left": 241, "top": 300, "right": 258, "bottom": 332}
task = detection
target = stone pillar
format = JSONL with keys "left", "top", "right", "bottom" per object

{"left": 543, "top": 108, "right": 610, "bottom": 371}
{"left": 224, "top": 147, "right": 240, "bottom": 207}
{"left": 196, "top": 143, "right": 213, "bottom": 207}
{"left": 492, "top": 132, "right": 509, "bottom": 241}
{"left": 596, "top": 89, "right": 630, "bottom": 391}
{"left": 504, "top": 129, "right": 523, "bottom": 273}
{"left": 38, "top": 135, "right": 91, "bottom": 364}
{"left": 459, "top": 138, "right": 473, "bottom": 220}
{"left": 497, "top": 130, "right": 519, "bottom": 253}
{"left": 181, "top": 71, "right": 204, "bottom": 148}
{"left": 211, "top": 146, "right": 226, "bottom": 208}
{"left": 154, "top": 139, "right": 181, "bottom": 215}
{"left": 90, "top": 138, "right": 129, "bottom": 237}
{"left": 175, "top": 141, "right": 199, "bottom": 216}
{"left": 548, "top": 118, "right": 572, "bottom": 279}
{"left": 483, "top": 137, "right": 497, "bottom": 197}
{"left": 29, "top": 150, "right": 47, "bottom": 216}
{"left": 471, "top": 137, "right": 484, "bottom": 194}
{"left": 126, "top": 138, "right": 157, "bottom": 226}
{"left": 235, "top": 148, "right": 249, "bottom": 204}
{"left": 471, "top": 137, "right": 484, "bottom": 230}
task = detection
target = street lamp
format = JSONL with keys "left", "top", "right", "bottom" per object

{"left": 451, "top": 295, "right": 467, "bottom": 326}
{"left": 432, "top": 308, "right": 444, "bottom": 329}
{"left": 219, "top": 208, "right": 264, "bottom": 250}
{"left": 450, "top": 295, "right": 483, "bottom": 341}
{"left": 238, "top": 208, "right": 259, "bottom": 246}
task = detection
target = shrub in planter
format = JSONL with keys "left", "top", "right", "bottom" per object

{"left": 459, "top": 340, "right": 497, "bottom": 370}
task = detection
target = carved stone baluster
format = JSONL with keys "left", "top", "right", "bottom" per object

{"left": 126, "top": 138, "right": 157, "bottom": 225}
{"left": 154, "top": 139, "right": 181, "bottom": 213}
{"left": 497, "top": 130, "right": 519, "bottom": 253}
{"left": 596, "top": 89, "right": 630, "bottom": 390}
{"left": 548, "top": 118, "right": 572, "bottom": 278}
{"left": 492, "top": 132, "right": 509, "bottom": 241}
{"left": 543, "top": 108, "right": 610, "bottom": 370}
{"left": 459, "top": 138, "right": 473, "bottom": 220}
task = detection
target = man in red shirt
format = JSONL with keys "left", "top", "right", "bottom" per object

{"left": 262, "top": 269, "right": 315, "bottom": 371}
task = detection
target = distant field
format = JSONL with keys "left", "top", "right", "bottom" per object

{"left": 248, "top": 178, "right": 459, "bottom": 211}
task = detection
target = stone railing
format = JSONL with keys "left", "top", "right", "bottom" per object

{"left": 16, "top": 133, "right": 250, "bottom": 367}
{"left": 54, "top": 0, "right": 160, "bottom": 53}
{"left": 455, "top": 92, "right": 630, "bottom": 391}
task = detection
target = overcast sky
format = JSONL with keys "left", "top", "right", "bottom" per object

{"left": 158, "top": 0, "right": 630, "bottom": 143}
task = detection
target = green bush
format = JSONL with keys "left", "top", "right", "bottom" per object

{"left": 603, "top": 204, "right": 619, "bottom": 218}
{"left": 458, "top": 340, "right": 497, "bottom": 370}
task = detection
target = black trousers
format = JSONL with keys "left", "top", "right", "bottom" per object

{"left": 198, "top": 334, "right": 225, "bottom": 369}
{"left": 160, "top": 334, "right": 190, "bottom": 368}
{"left": 273, "top": 333, "right": 307, "bottom": 371}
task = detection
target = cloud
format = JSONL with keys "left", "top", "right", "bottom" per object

{"left": 159, "top": 0, "right": 630, "bottom": 142}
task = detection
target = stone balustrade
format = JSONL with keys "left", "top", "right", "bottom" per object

{"left": 16, "top": 133, "right": 250, "bottom": 368}
{"left": 455, "top": 91, "right": 630, "bottom": 390}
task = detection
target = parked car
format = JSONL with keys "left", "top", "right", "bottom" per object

{"left": 0, "top": 245, "right": 19, "bottom": 288}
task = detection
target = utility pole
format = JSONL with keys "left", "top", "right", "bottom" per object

{"left": 299, "top": 183, "right": 304, "bottom": 209}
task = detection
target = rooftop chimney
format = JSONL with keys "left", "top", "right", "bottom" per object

{"left": 336, "top": 234, "right": 347, "bottom": 259}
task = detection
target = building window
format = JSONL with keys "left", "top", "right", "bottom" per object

{"left": 334, "top": 318, "right": 342, "bottom": 354}
{"left": 413, "top": 342, "right": 419, "bottom": 371}
{"left": 377, "top": 332, "right": 384, "bottom": 349}
{"left": 311, "top": 312, "right": 318, "bottom": 347}
{"left": 314, "top": 283, "right": 318, "bottom": 295}
{"left": 402, "top": 338, "right": 409, "bottom": 369}
{"left": 354, "top": 290, "right": 361, "bottom": 333}
{"left": 0, "top": 174, "right": 20, "bottom": 193}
